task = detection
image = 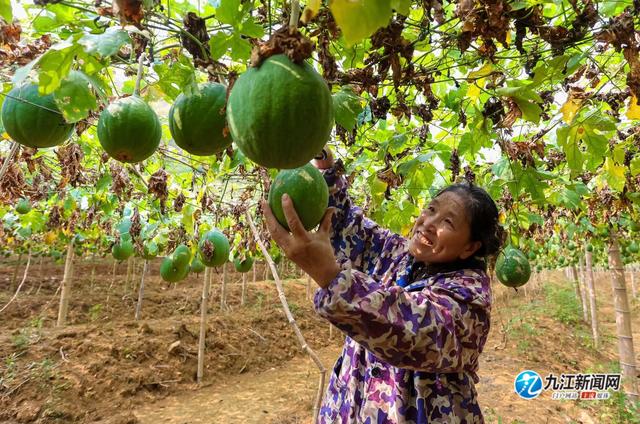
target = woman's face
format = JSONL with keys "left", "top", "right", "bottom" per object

{"left": 408, "top": 191, "right": 482, "bottom": 264}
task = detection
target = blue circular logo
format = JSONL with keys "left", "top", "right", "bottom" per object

{"left": 514, "top": 370, "right": 543, "bottom": 399}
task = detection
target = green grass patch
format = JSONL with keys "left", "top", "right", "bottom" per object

{"left": 599, "top": 391, "right": 640, "bottom": 424}
{"left": 542, "top": 283, "right": 582, "bottom": 326}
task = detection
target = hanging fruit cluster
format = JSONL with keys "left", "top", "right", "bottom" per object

{"left": 1, "top": 32, "right": 333, "bottom": 171}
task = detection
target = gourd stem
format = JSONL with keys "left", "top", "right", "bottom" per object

{"left": 134, "top": 52, "right": 146, "bottom": 97}
{"left": 289, "top": 0, "right": 300, "bottom": 30}
{"left": 128, "top": 165, "right": 149, "bottom": 189}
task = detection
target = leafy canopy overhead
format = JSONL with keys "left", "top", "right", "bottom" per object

{"left": 1, "top": 0, "right": 640, "bottom": 259}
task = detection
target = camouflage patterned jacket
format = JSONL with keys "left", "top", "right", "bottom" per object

{"left": 313, "top": 169, "right": 491, "bottom": 423}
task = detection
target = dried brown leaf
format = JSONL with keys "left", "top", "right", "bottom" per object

{"left": 113, "top": 0, "right": 144, "bottom": 27}
{"left": 250, "top": 27, "right": 314, "bottom": 67}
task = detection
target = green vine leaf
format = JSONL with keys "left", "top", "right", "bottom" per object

{"left": 182, "top": 204, "right": 195, "bottom": 235}
{"left": 228, "top": 34, "right": 252, "bottom": 61}
{"left": 332, "top": 86, "right": 364, "bottom": 130}
{"left": 239, "top": 17, "right": 264, "bottom": 38}
{"left": 458, "top": 114, "right": 492, "bottom": 158}
{"left": 495, "top": 85, "right": 542, "bottom": 124}
{"left": 216, "top": 0, "right": 243, "bottom": 26}
{"left": 153, "top": 55, "right": 198, "bottom": 100}
{"left": 78, "top": 28, "right": 132, "bottom": 58}
{"left": 391, "top": 0, "right": 411, "bottom": 15}
{"left": 562, "top": 111, "right": 617, "bottom": 174}
{"left": 510, "top": 165, "right": 551, "bottom": 205}
{"left": 209, "top": 32, "right": 231, "bottom": 60}
{"left": 329, "top": 0, "right": 392, "bottom": 46}
{"left": 53, "top": 71, "right": 98, "bottom": 123}
{"left": 0, "top": 0, "right": 12, "bottom": 23}
{"left": 630, "top": 155, "right": 640, "bottom": 177}
{"left": 38, "top": 42, "right": 80, "bottom": 95}
{"left": 601, "top": 157, "right": 626, "bottom": 192}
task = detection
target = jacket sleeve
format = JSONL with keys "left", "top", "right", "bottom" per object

{"left": 322, "top": 165, "right": 404, "bottom": 274}
{"left": 313, "top": 259, "right": 491, "bottom": 372}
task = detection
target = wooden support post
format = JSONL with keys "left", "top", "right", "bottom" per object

{"left": 607, "top": 231, "right": 639, "bottom": 402}
{"left": 134, "top": 260, "right": 148, "bottom": 321}
{"left": 220, "top": 263, "right": 228, "bottom": 311}
{"left": 585, "top": 247, "right": 599, "bottom": 349}
{"left": 246, "top": 211, "right": 326, "bottom": 423}
{"left": 241, "top": 273, "right": 247, "bottom": 306}
{"left": 56, "top": 241, "right": 75, "bottom": 327}
{"left": 197, "top": 267, "right": 211, "bottom": 384}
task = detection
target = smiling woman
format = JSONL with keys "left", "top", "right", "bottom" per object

{"left": 263, "top": 148, "right": 506, "bottom": 424}
{"left": 409, "top": 192, "right": 482, "bottom": 264}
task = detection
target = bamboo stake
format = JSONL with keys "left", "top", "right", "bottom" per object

{"left": 89, "top": 253, "right": 96, "bottom": 291}
{"left": 135, "top": 260, "right": 148, "bottom": 321}
{"left": 577, "top": 259, "right": 589, "bottom": 323}
{"left": 38, "top": 256, "right": 44, "bottom": 280}
{"left": 531, "top": 270, "right": 537, "bottom": 294}
{"left": 10, "top": 251, "right": 23, "bottom": 292}
{"left": 28, "top": 255, "right": 39, "bottom": 295}
{"left": 131, "top": 258, "right": 138, "bottom": 293}
{"left": 197, "top": 267, "right": 211, "bottom": 384}
{"left": 246, "top": 211, "right": 326, "bottom": 423}
{"left": 607, "top": 231, "right": 639, "bottom": 402}
{"left": 630, "top": 266, "right": 637, "bottom": 299}
{"left": 0, "top": 249, "right": 31, "bottom": 314}
{"left": 306, "top": 274, "right": 312, "bottom": 300}
{"left": 570, "top": 265, "right": 586, "bottom": 321}
{"left": 124, "top": 256, "right": 133, "bottom": 295}
{"left": 241, "top": 272, "right": 247, "bottom": 306}
{"left": 56, "top": 241, "right": 75, "bottom": 327}
{"left": 220, "top": 262, "right": 228, "bottom": 311}
{"left": 208, "top": 266, "right": 214, "bottom": 300}
{"left": 537, "top": 269, "right": 543, "bottom": 292}
{"left": 585, "top": 247, "right": 600, "bottom": 349}
{"left": 35, "top": 272, "right": 44, "bottom": 296}
{"left": 106, "top": 259, "right": 118, "bottom": 307}
{"left": 0, "top": 142, "right": 19, "bottom": 182}
{"left": 111, "top": 258, "right": 117, "bottom": 286}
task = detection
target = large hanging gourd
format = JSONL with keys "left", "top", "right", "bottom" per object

{"left": 1, "top": 84, "right": 75, "bottom": 148}
{"left": 227, "top": 54, "right": 334, "bottom": 169}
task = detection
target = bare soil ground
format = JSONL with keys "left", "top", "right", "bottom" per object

{"left": 134, "top": 270, "right": 640, "bottom": 424}
{"left": 1, "top": 257, "right": 639, "bottom": 423}
{"left": 0, "top": 257, "right": 341, "bottom": 423}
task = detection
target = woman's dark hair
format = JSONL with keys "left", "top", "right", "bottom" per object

{"left": 435, "top": 182, "right": 506, "bottom": 258}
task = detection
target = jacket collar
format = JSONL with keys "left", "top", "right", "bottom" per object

{"left": 409, "top": 256, "right": 487, "bottom": 282}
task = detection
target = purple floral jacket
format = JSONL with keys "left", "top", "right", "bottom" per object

{"left": 313, "top": 170, "right": 491, "bottom": 423}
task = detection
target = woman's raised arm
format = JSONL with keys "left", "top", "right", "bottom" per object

{"left": 314, "top": 261, "right": 491, "bottom": 371}
{"left": 312, "top": 149, "right": 404, "bottom": 274}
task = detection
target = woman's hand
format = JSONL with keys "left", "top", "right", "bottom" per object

{"left": 262, "top": 194, "right": 341, "bottom": 288}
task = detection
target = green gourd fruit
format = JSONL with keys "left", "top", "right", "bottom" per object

{"left": 97, "top": 96, "right": 161, "bottom": 163}
{"left": 169, "top": 83, "right": 231, "bottom": 156}
{"left": 268, "top": 164, "right": 329, "bottom": 231}
{"left": 2, "top": 84, "right": 74, "bottom": 148}
{"left": 227, "top": 54, "right": 333, "bottom": 169}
